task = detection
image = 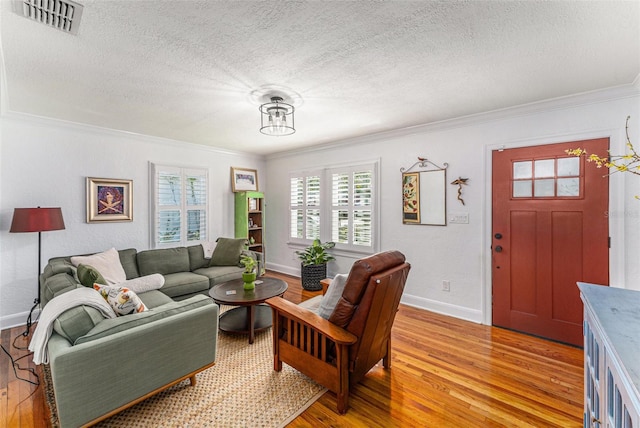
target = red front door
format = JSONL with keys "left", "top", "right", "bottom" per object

{"left": 492, "top": 139, "right": 609, "bottom": 346}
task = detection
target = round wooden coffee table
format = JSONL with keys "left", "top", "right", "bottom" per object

{"left": 209, "top": 277, "right": 288, "bottom": 344}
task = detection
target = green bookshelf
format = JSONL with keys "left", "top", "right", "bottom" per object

{"left": 234, "top": 191, "right": 264, "bottom": 256}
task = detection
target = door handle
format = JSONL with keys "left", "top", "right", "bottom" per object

{"left": 495, "top": 245, "right": 503, "bottom": 253}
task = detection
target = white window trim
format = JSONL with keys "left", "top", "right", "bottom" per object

{"left": 150, "top": 162, "right": 209, "bottom": 249}
{"left": 288, "top": 160, "right": 380, "bottom": 255}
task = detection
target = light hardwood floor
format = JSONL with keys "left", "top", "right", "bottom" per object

{"left": 1, "top": 272, "right": 584, "bottom": 427}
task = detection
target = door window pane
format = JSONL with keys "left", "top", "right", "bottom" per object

{"left": 558, "top": 157, "right": 580, "bottom": 177}
{"left": 513, "top": 161, "right": 532, "bottom": 179}
{"left": 534, "top": 159, "right": 555, "bottom": 178}
{"left": 557, "top": 178, "right": 580, "bottom": 197}
{"left": 534, "top": 179, "right": 555, "bottom": 197}
{"left": 513, "top": 180, "right": 532, "bottom": 197}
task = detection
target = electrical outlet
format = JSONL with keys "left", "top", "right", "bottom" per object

{"left": 442, "top": 280, "right": 451, "bottom": 292}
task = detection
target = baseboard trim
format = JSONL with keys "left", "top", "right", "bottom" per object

{"left": 0, "top": 309, "right": 38, "bottom": 332}
{"left": 400, "top": 294, "right": 483, "bottom": 324}
{"left": 266, "top": 262, "right": 300, "bottom": 278}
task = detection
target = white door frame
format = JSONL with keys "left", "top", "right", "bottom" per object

{"left": 481, "top": 128, "right": 626, "bottom": 325}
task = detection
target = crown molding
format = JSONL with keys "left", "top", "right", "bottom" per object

{"left": 0, "top": 111, "right": 264, "bottom": 159}
{"left": 267, "top": 83, "right": 640, "bottom": 160}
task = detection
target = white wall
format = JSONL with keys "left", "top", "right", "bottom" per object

{"left": 0, "top": 114, "right": 265, "bottom": 328}
{"left": 265, "top": 87, "right": 640, "bottom": 324}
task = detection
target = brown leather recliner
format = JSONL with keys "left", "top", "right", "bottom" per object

{"left": 266, "top": 250, "right": 411, "bottom": 414}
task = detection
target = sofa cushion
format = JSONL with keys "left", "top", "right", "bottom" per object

{"left": 137, "top": 290, "right": 173, "bottom": 308}
{"left": 94, "top": 284, "right": 148, "bottom": 316}
{"left": 53, "top": 305, "right": 105, "bottom": 344}
{"left": 160, "top": 272, "right": 210, "bottom": 299}
{"left": 115, "top": 274, "right": 165, "bottom": 294}
{"left": 187, "top": 245, "right": 209, "bottom": 271}
{"left": 209, "top": 238, "right": 245, "bottom": 266}
{"left": 76, "top": 264, "right": 107, "bottom": 288}
{"left": 118, "top": 248, "right": 140, "bottom": 279}
{"left": 42, "top": 273, "right": 81, "bottom": 305}
{"left": 74, "top": 295, "right": 213, "bottom": 345}
{"left": 70, "top": 248, "right": 127, "bottom": 285}
{"left": 194, "top": 265, "right": 244, "bottom": 287}
{"left": 137, "top": 247, "right": 190, "bottom": 276}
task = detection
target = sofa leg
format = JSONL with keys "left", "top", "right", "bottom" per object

{"left": 189, "top": 375, "right": 196, "bottom": 386}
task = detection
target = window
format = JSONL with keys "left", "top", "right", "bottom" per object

{"left": 289, "top": 172, "right": 322, "bottom": 241}
{"left": 151, "top": 163, "right": 208, "bottom": 248}
{"left": 289, "top": 162, "right": 377, "bottom": 254}
{"left": 331, "top": 166, "right": 373, "bottom": 249}
{"left": 512, "top": 156, "right": 581, "bottom": 198}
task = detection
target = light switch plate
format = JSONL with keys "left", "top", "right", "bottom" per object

{"left": 449, "top": 212, "right": 469, "bottom": 224}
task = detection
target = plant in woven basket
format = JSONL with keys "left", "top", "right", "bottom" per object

{"left": 296, "top": 239, "right": 335, "bottom": 291}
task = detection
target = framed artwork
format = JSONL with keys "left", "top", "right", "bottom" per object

{"left": 402, "top": 172, "right": 421, "bottom": 224}
{"left": 86, "top": 177, "right": 133, "bottom": 223}
{"left": 231, "top": 167, "right": 259, "bottom": 192}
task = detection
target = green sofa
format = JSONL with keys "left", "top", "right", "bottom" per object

{"left": 38, "top": 244, "right": 260, "bottom": 427}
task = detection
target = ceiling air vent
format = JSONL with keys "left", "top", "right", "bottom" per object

{"left": 13, "top": 0, "right": 84, "bottom": 35}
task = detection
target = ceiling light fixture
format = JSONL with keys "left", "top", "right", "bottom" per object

{"left": 259, "top": 96, "right": 295, "bottom": 136}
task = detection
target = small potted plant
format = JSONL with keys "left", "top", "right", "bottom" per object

{"left": 240, "top": 254, "right": 257, "bottom": 290}
{"left": 296, "top": 239, "right": 336, "bottom": 291}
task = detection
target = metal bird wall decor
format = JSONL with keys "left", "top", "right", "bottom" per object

{"left": 451, "top": 177, "right": 469, "bottom": 205}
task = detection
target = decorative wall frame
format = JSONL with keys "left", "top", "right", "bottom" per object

{"left": 401, "top": 157, "right": 448, "bottom": 226}
{"left": 86, "top": 177, "right": 133, "bottom": 223}
{"left": 231, "top": 167, "right": 259, "bottom": 192}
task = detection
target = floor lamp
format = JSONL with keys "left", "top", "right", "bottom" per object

{"left": 10, "top": 207, "right": 65, "bottom": 336}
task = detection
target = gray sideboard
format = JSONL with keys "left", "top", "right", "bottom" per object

{"left": 579, "top": 282, "right": 640, "bottom": 428}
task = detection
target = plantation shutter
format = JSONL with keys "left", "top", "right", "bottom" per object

{"left": 330, "top": 164, "right": 375, "bottom": 250}
{"left": 289, "top": 162, "right": 377, "bottom": 254}
{"left": 289, "top": 171, "right": 322, "bottom": 242}
{"left": 185, "top": 169, "right": 207, "bottom": 242}
{"left": 152, "top": 163, "right": 208, "bottom": 248}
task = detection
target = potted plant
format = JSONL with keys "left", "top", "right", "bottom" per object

{"left": 296, "top": 239, "right": 336, "bottom": 291}
{"left": 240, "top": 254, "right": 257, "bottom": 290}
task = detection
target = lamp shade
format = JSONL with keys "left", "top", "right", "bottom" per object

{"left": 10, "top": 207, "right": 65, "bottom": 233}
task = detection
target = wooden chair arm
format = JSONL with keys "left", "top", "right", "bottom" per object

{"left": 265, "top": 297, "right": 357, "bottom": 345}
{"left": 320, "top": 278, "right": 331, "bottom": 295}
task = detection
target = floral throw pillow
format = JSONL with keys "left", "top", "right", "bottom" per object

{"left": 93, "top": 284, "right": 147, "bottom": 316}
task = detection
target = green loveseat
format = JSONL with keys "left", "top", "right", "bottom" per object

{"left": 38, "top": 243, "right": 261, "bottom": 427}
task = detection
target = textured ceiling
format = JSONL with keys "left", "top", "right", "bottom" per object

{"left": 1, "top": 0, "right": 639, "bottom": 155}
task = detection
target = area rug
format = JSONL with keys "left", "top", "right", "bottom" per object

{"left": 43, "top": 307, "right": 326, "bottom": 427}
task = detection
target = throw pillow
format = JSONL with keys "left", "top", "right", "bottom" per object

{"left": 115, "top": 274, "right": 165, "bottom": 294}
{"left": 94, "top": 284, "right": 148, "bottom": 316}
{"left": 71, "top": 248, "right": 127, "bottom": 285}
{"left": 209, "top": 237, "right": 246, "bottom": 266}
{"left": 76, "top": 264, "right": 107, "bottom": 288}
{"left": 317, "top": 274, "right": 348, "bottom": 319}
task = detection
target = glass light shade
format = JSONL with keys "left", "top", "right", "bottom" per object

{"left": 260, "top": 97, "right": 295, "bottom": 136}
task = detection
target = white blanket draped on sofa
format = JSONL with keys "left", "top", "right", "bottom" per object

{"left": 29, "top": 287, "right": 117, "bottom": 364}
